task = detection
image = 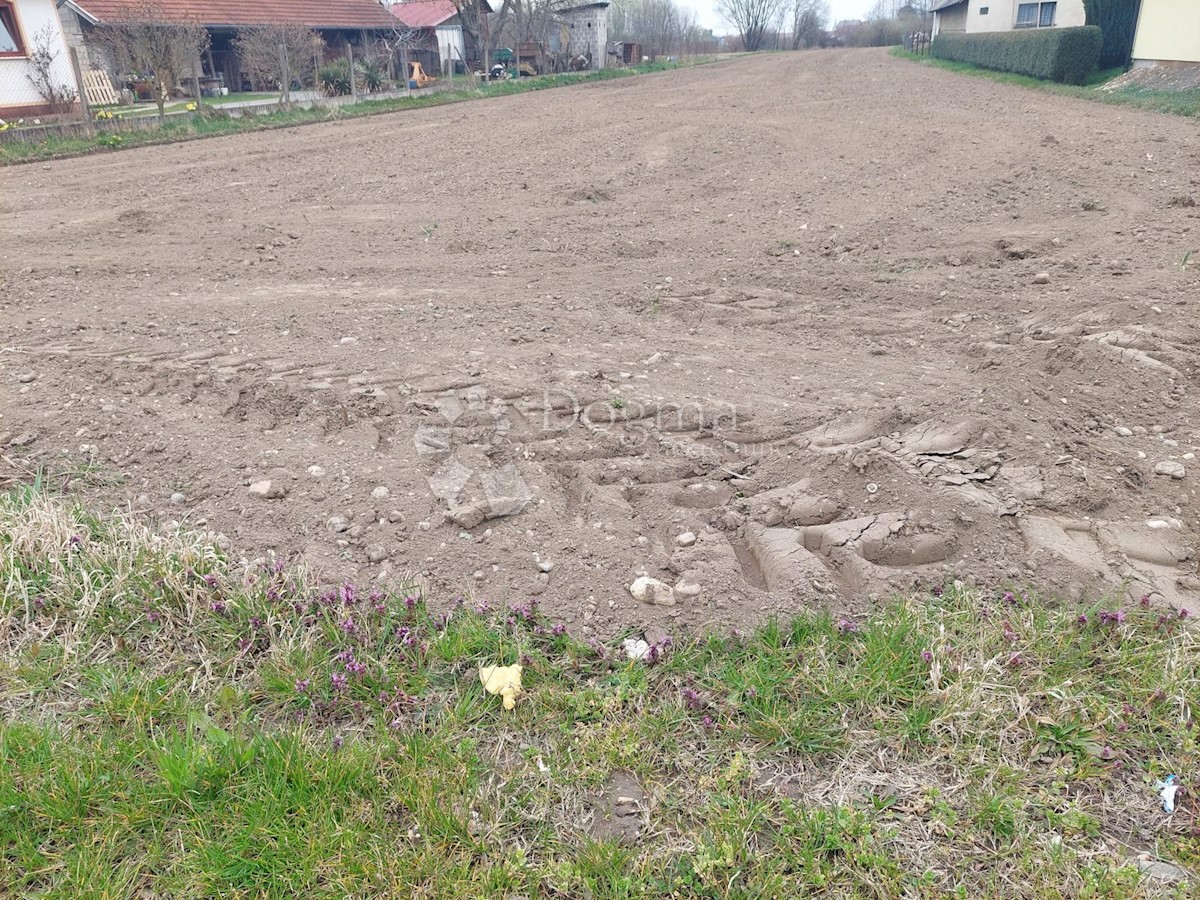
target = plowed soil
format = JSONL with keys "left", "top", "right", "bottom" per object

{"left": 4, "top": 49, "right": 1200, "bottom": 637}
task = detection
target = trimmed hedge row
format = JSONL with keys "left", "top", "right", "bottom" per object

{"left": 931, "top": 26, "right": 1102, "bottom": 84}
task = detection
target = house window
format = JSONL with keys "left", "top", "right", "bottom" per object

{"left": 0, "top": 0, "right": 26, "bottom": 57}
{"left": 1016, "top": 1, "right": 1056, "bottom": 27}
{"left": 979, "top": 6, "right": 989, "bottom": 13}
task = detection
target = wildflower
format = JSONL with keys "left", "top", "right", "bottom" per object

{"left": 69, "top": 534, "right": 83, "bottom": 549}
{"left": 745, "top": 686, "right": 758, "bottom": 699}
{"left": 146, "top": 609, "right": 161, "bottom": 623}
{"left": 837, "top": 618, "right": 860, "bottom": 635}
{"left": 345, "top": 660, "right": 366, "bottom": 676}
{"left": 405, "top": 594, "right": 418, "bottom": 611}
{"left": 551, "top": 623, "right": 567, "bottom": 637}
{"left": 337, "top": 616, "right": 357, "bottom": 634}
{"left": 341, "top": 582, "right": 358, "bottom": 606}
{"left": 1140, "top": 594, "right": 1152, "bottom": 608}
{"left": 682, "top": 687, "right": 703, "bottom": 710}
{"left": 1077, "top": 613, "right": 1088, "bottom": 626}
{"left": 921, "top": 650, "right": 933, "bottom": 663}
{"left": 332, "top": 735, "right": 344, "bottom": 750}
{"left": 294, "top": 679, "right": 310, "bottom": 693}
{"left": 238, "top": 637, "right": 252, "bottom": 652}
{"left": 1002, "top": 591, "right": 1017, "bottom": 605}
{"left": 211, "top": 600, "right": 227, "bottom": 614}
{"left": 1099, "top": 745, "right": 1115, "bottom": 760}
{"left": 932, "top": 585, "right": 944, "bottom": 597}
{"left": 204, "top": 574, "right": 218, "bottom": 588}
{"left": 1002, "top": 621, "right": 1017, "bottom": 643}
{"left": 33, "top": 597, "right": 45, "bottom": 610}
{"left": 1181, "top": 608, "right": 1190, "bottom": 619}
{"left": 1098, "top": 609, "right": 1126, "bottom": 626}
{"left": 330, "top": 672, "right": 348, "bottom": 691}
{"left": 701, "top": 715, "right": 716, "bottom": 730}
{"left": 266, "top": 589, "right": 279, "bottom": 601}
{"left": 250, "top": 617, "right": 263, "bottom": 629}
{"left": 1008, "top": 653, "right": 1023, "bottom": 667}
{"left": 475, "top": 599, "right": 491, "bottom": 615}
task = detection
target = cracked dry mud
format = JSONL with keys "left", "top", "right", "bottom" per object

{"left": 3, "top": 49, "right": 1200, "bottom": 637}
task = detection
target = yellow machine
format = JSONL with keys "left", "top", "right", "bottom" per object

{"left": 408, "top": 62, "right": 438, "bottom": 88}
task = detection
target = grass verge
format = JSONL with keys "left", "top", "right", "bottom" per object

{"left": 892, "top": 48, "right": 1200, "bottom": 118}
{"left": 1, "top": 486, "right": 1198, "bottom": 897}
{"left": 0, "top": 61, "right": 697, "bottom": 167}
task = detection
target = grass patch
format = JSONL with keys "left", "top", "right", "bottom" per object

{"left": 892, "top": 48, "right": 1200, "bottom": 118}
{"left": 0, "top": 62, "right": 698, "bottom": 167}
{"left": 1, "top": 487, "right": 1198, "bottom": 896}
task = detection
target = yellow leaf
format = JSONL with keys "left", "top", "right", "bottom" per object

{"left": 479, "top": 663, "right": 523, "bottom": 710}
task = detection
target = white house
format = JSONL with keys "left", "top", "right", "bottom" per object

{"left": 1131, "top": 0, "right": 1200, "bottom": 66}
{"left": 932, "top": 0, "right": 1085, "bottom": 38}
{"left": 0, "top": 0, "right": 78, "bottom": 118}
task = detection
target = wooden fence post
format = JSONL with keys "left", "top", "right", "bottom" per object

{"left": 68, "top": 47, "right": 93, "bottom": 133}
{"left": 347, "top": 42, "right": 357, "bottom": 102}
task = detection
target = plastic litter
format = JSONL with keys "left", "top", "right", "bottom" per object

{"left": 1154, "top": 774, "right": 1180, "bottom": 814}
{"left": 623, "top": 638, "right": 651, "bottom": 661}
{"left": 479, "top": 663, "right": 523, "bottom": 710}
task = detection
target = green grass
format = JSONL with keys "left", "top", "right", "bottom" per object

{"left": 1, "top": 487, "right": 1197, "bottom": 896}
{"left": 0, "top": 62, "right": 698, "bottom": 166}
{"left": 893, "top": 47, "right": 1200, "bottom": 118}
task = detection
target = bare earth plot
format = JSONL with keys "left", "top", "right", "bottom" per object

{"left": 3, "top": 49, "right": 1199, "bottom": 636}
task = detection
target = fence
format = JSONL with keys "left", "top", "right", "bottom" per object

{"left": 904, "top": 32, "right": 932, "bottom": 55}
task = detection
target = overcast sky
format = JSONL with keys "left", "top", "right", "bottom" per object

{"left": 684, "top": 0, "right": 877, "bottom": 32}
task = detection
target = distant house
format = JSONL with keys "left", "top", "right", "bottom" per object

{"left": 390, "top": 0, "right": 492, "bottom": 74}
{"left": 1131, "top": 0, "right": 1200, "bottom": 67}
{"left": 57, "top": 0, "right": 400, "bottom": 94}
{"left": 932, "top": 0, "right": 1084, "bottom": 37}
{"left": 1, "top": 0, "right": 80, "bottom": 117}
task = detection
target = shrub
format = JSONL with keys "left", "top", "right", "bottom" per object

{"left": 356, "top": 58, "right": 387, "bottom": 93}
{"left": 318, "top": 58, "right": 353, "bottom": 95}
{"left": 932, "top": 26, "right": 1102, "bottom": 84}
{"left": 1084, "top": 0, "right": 1138, "bottom": 69}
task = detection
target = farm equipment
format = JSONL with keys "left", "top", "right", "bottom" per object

{"left": 408, "top": 62, "right": 438, "bottom": 89}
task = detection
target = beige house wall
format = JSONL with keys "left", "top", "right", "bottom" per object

{"left": 1132, "top": 0, "right": 1200, "bottom": 64}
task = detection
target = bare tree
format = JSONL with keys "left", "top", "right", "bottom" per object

{"left": 717, "top": 0, "right": 785, "bottom": 52}
{"left": 26, "top": 24, "right": 78, "bottom": 113}
{"left": 790, "top": 0, "right": 826, "bottom": 49}
{"left": 99, "top": 0, "right": 209, "bottom": 123}
{"left": 447, "top": 0, "right": 516, "bottom": 71}
{"left": 233, "top": 26, "right": 324, "bottom": 104}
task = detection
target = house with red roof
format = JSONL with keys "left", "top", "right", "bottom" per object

{"left": 57, "top": 0, "right": 401, "bottom": 94}
{"left": 1, "top": 0, "right": 81, "bottom": 118}
{"left": 389, "top": 0, "right": 490, "bottom": 75}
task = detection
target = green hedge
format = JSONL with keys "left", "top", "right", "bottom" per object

{"left": 932, "top": 26, "right": 1102, "bottom": 84}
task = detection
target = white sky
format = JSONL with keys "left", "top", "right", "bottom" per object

{"left": 684, "top": 0, "right": 877, "bottom": 32}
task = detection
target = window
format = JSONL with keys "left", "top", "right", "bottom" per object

{"left": 0, "top": 1, "right": 26, "bottom": 57}
{"left": 979, "top": 6, "right": 989, "bottom": 13}
{"left": 1016, "top": 1, "right": 1056, "bottom": 27}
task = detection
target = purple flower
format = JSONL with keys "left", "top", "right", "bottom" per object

{"left": 1180, "top": 608, "right": 1190, "bottom": 619}
{"left": 294, "top": 679, "right": 310, "bottom": 693}
{"left": 346, "top": 660, "right": 366, "bottom": 676}
{"left": 836, "top": 618, "right": 860, "bottom": 635}
{"left": 1008, "top": 653, "right": 1023, "bottom": 667}
{"left": 332, "top": 736, "right": 344, "bottom": 750}
{"left": 1140, "top": 594, "right": 1152, "bottom": 608}
{"left": 475, "top": 599, "right": 491, "bottom": 615}
{"left": 1098, "top": 610, "right": 1126, "bottom": 626}
{"left": 250, "top": 617, "right": 263, "bottom": 629}
{"left": 211, "top": 600, "right": 227, "bottom": 615}
{"left": 146, "top": 609, "right": 161, "bottom": 623}
{"left": 340, "top": 582, "right": 359, "bottom": 606}
{"left": 1077, "top": 613, "right": 1088, "bottom": 626}
{"left": 932, "top": 585, "right": 944, "bottom": 597}
{"left": 1002, "top": 621, "right": 1017, "bottom": 644}
{"left": 701, "top": 715, "right": 715, "bottom": 730}
{"left": 682, "top": 688, "right": 703, "bottom": 710}
{"left": 921, "top": 650, "right": 933, "bottom": 663}
{"left": 1002, "top": 591, "right": 1017, "bottom": 605}
{"left": 204, "top": 574, "right": 219, "bottom": 588}
{"left": 69, "top": 534, "right": 83, "bottom": 549}
{"left": 33, "top": 597, "right": 45, "bottom": 610}
{"left": 404, "top": 595, "right": 418, "bottom": 611}
{"left": 330, "top": 672, "right": 347, "bottom": 691}
{"left": 337, "top": 616, "right": 357, "bottom": 634}
{"left": 551, "top": 623, "right": 567, "bottom": 637}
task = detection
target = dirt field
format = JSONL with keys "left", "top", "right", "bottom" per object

{"left": 3, "top": 49, "right": 1200, "bottom": 637}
